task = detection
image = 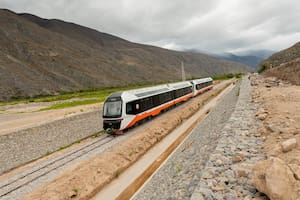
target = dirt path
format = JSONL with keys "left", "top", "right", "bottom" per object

{"left": 0, "top": 103, "right": 102, "bottom": 135}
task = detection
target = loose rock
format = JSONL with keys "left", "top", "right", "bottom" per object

{"left": 281, "top": 138, "right": 297, "bottom": 153}
{"left": 252, "top": 157, "right": 297, "bottom": 200}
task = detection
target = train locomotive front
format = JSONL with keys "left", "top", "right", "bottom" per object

{"left": 102, "top": 92, "right": 124, "bottom": 134}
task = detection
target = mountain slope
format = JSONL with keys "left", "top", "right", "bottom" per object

{"left": 260, "top": 42, "right": 300, "bottom": 85}
{"left": 0, "top": 9, "right": 250, "bottom": 100}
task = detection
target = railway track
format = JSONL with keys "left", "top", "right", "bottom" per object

{"left": 0, "top": 133, "right": 115, "bottom": 199}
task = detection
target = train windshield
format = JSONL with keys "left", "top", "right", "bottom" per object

{"left": 103, "top": 100, "right": 122, "bottom": 118}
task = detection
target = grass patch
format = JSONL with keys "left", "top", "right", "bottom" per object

{"left": 29, "top": 85, "right": 146, "bottom": 103}
{"left": 44, "top": 151, "right": 51, "bottom": 156}
{"left": 0, "top": 73, "right": 242, "bottom": 109}
{"left": 0, "top": 84, "right": 156, "bottom": 106}
{"left": 212, "top": 73, "right": 243, "bottom": 80}
{"left": 93, "top": 130, "right": 106, "bottom": 138}
{"left": 40, "top": 99, "right": 103, "bottom": 111}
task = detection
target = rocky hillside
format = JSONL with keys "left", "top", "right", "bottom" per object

{"left": 260, "top": 42, "right": 300, "bottom": 85}
{"left": 261, "top": 42, "right": 300, "bottom": 68}
{"left": 0, "top": 9, "right": 250, "bottom": 101}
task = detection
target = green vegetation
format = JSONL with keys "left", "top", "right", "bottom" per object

{"left": 212, "top": 73, "right": 243, "bottom": 80}
{"left": 32, "top": 85, "right": 148, "bottom": 103}
{"left": 0, "top": 84, "right": 153, "bottom": 107}
{"left": 236, "top": 87, "right": 240, "bottom": 96}
{"left": 40, "top": 99, "right": 102, "bottom": 111}
{"left": 257, "top": 63, "right": 268, "bottom": 73}
{"left": 115, "top": 169, "right": 121, "bottom": 178}
{"left": 44, "top": 151, "right": 51, "bottom": 156}
{"left": 175, "top": 164, "right": 183, "bottom": 173}
{"left": 93, "top": 130, "right": 106, "bottom": 138}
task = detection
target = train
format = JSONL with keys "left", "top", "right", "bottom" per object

{"left": 102, "top": 77, "right": 213, "bottom": 134}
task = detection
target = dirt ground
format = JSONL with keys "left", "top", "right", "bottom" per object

{"left": 251, "top": 75, "right": 300, "bottom": 199}
{"left": 0, "top": 101, "right": 102, "bottom": 135}
{"left": 22, "top": 80, "right": 233, "bottom": 200}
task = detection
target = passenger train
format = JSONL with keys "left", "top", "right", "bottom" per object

{"left": 103, "top": 77, "right": 213, "bottom": 134}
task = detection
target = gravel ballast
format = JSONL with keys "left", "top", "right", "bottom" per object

{"left": 134, "top": 76, "right": 265, "bottom": 199}
{"left": 0, "top": 110, "right": 102, "bottom": 174}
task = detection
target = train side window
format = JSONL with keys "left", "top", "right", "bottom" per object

{"left": 126, "top": 103, "right": 132, "bottom": 114}
{"left": 153, "top": 95, "right": 160, "bottom": 107}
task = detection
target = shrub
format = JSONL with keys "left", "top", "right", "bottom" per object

{"left": 258, "top": 63, "right": 268, "bottom": 73}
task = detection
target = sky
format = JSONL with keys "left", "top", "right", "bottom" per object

{"left": 1, "top": 0, "right": 300, "bottom": 55}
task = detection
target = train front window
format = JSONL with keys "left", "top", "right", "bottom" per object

{"left": 103, "top": 101, "right": 122, "bottom": 118}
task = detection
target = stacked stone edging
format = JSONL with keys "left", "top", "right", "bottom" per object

{"left": 0, "top": 110, "right": 102, "bottom": 174}
{"left": 191, "top": 77, "right": 266, "bottom": 200}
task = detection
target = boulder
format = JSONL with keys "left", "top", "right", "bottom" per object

{"left": 281, "top": 138, "right": 297, "bottom": 153}
{"left": 252, "top": 157, "right": 297, "bottom": 200}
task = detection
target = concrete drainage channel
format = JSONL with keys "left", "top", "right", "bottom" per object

{"left": 93, "top": 82, "right": 235, "bottom": 200}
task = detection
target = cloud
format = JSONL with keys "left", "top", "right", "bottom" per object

{"left": 1, "top": 0, "right": 300, "bottom": 54}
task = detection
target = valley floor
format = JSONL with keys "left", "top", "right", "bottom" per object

{"left": 1, "top": 75, "right": 300, "bottom": 200}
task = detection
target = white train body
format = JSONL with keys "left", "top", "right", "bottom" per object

{"left": 190, "top": 77, "right": 213, "bottom": 96}
{"left": 102, "top": 77, "right": 213, "bottom": 134}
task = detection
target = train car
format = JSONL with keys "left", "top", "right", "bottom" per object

{"left": 190, "top": 77, "right": 213, "bottom": 96}
{"left": 103, "top": 81, "right": 193, "bottom": 134}
{"left": 103, "top": 78, "right": 213, "bottom": 134}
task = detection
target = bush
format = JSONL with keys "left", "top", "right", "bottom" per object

{"left": 258, "top": 63, "right": 268, "bottom": 73}
{"left": 212, "top": 73, "right": 243, "bottom": 80}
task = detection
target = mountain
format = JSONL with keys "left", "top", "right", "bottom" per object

{"left": 260, "top": 42, "right": 300, "bottom": 85}
{"left": 0, "top": 9, "right": 250, "bottom": 101}
{"left": 214, "top": 53, "right": 262, "bottom": 69}
{"left": 211, "top": 50, "right": 275, "bottom": 70}
{"left": 244, "top": 50, "right": 275, "bottom": 59}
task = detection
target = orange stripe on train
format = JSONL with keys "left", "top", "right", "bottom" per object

{"left": 125, "top": 93, "right": 193, "bottom": 129}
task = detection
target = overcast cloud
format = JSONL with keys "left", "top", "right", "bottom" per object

{"left": 1, "top": 0, "right": 300, "bottom": 54}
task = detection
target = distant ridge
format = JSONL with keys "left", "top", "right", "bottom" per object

{"left": 213, "top": 53, "right": 263, "bottom": 69}
{"left": 188, "top": 49, "right": 274, "bottom": 70}
{"left": 0, "top": 9, "right": 250, "bottom": 100}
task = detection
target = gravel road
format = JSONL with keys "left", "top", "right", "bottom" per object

{"left": 0, "top": 110, "right": 103, "bottom": 174}
{"left": 133, "top": 77, "right": 265, "bottom": 199}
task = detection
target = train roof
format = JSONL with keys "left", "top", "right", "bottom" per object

{"left": 122, "top": 84, "right": 171, "bottom": 99}
{"left": 106, "top": 78, "right": 212, "bottom": 101}
{"left": 191, "top": 77, "right": 213, "bottom": 84}
{"left": 167, "top": 81, "right": 192, "bottom": 89}
{"left": 107, "top": 80, "right": 194, "bottom": 100}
